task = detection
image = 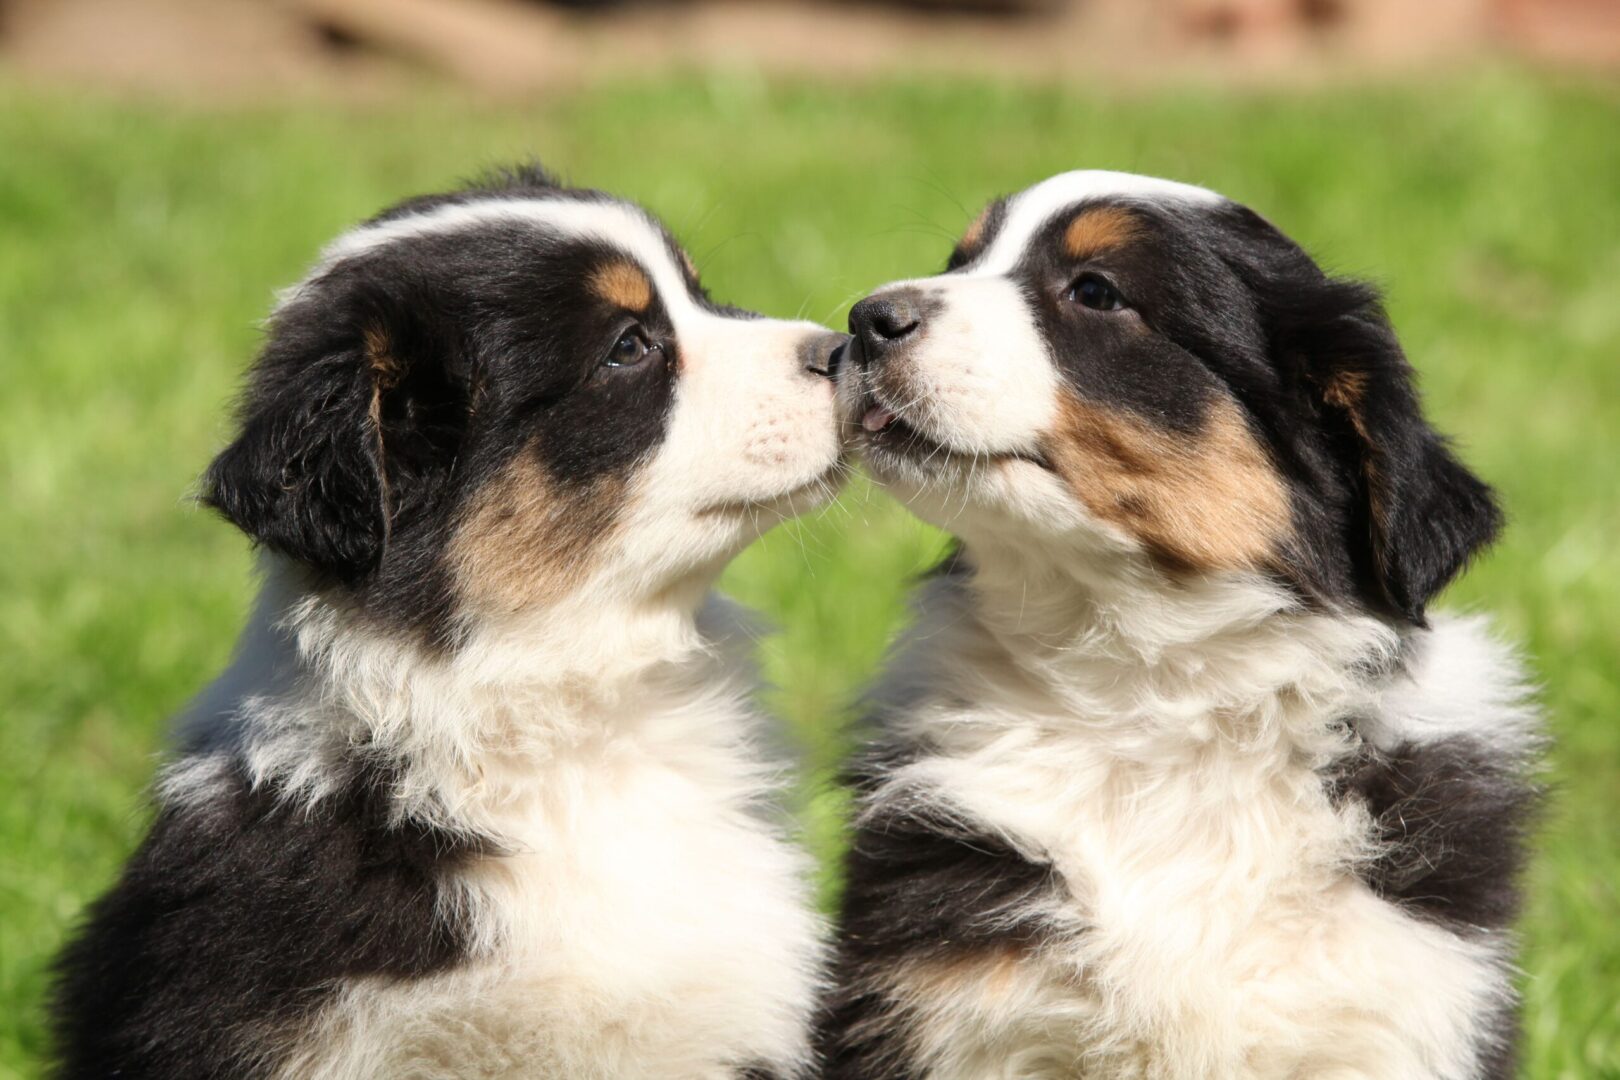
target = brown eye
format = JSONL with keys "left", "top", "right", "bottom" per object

{"left": 1066, "top": 273, "right": 1126, "bottom": 312}
{"left": 604, "top": 328, "right": 659, "bottom": 369}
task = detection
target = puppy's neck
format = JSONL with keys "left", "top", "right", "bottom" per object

{"left": 933, "top": 542, "right": 1401, "bottom": 741}
{"left": 175, "top": 558, "right": 753, "bottom": 830}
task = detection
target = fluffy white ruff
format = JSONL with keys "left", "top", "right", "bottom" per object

{"left": 865, "top": 544, "right": 1536, "bottom": 1080}
{"left": 169, "top": 562, "right": 825, "bottom": 1079}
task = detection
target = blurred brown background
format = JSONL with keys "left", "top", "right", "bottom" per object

{"left": 3, "top": 0, "right": 1618, "bottom": 100}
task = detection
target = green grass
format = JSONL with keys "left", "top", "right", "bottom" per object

{"left": 2, "top": 68, "right": 1617, "bottom": 1078}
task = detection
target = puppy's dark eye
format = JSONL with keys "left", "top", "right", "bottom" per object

{"left": 604, "top": 328, "right": 660, "bottom": 369}
{"left": 1066, "top": 273, "right": 1126, "bottom": 312}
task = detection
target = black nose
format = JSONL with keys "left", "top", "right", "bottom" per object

{"left": 849, "top": 292, "right": 922, "bottom": 367}
{"left": 802, "top": 331, "right": 851, "bottom": 380}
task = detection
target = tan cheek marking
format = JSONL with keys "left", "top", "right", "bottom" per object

{"left": 448, "top": 451, "right": 622, "bottom": 616}
{"left": 589, "top": 260, "right": 653, "bottom": 313}
{"left": 1046, "top": 393, "right": 1292, "bottom": 572}
{"left": 1063, "top": 207, "right": 1140, "bottom": 260}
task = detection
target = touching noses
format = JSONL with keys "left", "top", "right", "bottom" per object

{"left": 802, "top": 329, "right": 851, "bottom": 381}
{"left": 847, "top": 290, "right": 924, "bottom": 369}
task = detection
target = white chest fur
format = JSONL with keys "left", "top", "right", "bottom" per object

{"left": 284, "top": 740, "right": 825, "bottom": 1080}
{"left": 872, "top": 580, "right": 1527, "bottom": 1080}
{"left": 180, "top": 582, "right": 825, "bottom": 1080}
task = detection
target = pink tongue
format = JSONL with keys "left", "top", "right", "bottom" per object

{"left": 862, "top": 405, "right": 896, "bottom": 433}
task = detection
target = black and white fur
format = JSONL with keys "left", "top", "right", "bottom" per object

{"left": 50, "top": 165, "right": 848, "bottom": 1079}
{"left": 821, "top": 171, "right": 1540, "bottom": 1080}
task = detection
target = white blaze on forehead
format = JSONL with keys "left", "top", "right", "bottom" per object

{"left": 844, "top": 172, "right": 1223, "bottom": 480}
{"left": 276, "top": 197, "right": 703, "bottom": 323}
{"left": 975, "top": 169, "right": 1224, "bottom": 275}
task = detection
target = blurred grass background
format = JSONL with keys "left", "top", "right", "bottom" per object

{"left": 1, "top": 69, "right": 1617, "bottom": 1078}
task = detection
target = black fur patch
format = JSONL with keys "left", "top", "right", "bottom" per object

{"left": 202, "top": 166, "right": 707, "bottom": 645}
{"left": 817, "top": 765, "right": 1066, "bottom": 1080}
{"left": 1330, "top": 733, "right": 1540, "bottom": 932}
{"left": 1328, "top": 730, "right": 1539, "bottom": 1078}
{"left": 50, "top": 760, "right": 485, "bottom": 1079}
{"left": 947, "top": 191, "right": 1501, "bottom": 623}
{"left": 837, "top": 790, "right": 1060, "bottom": 954}
{"left": 1192, "top": 202, "right": 1501, "bottom": 623}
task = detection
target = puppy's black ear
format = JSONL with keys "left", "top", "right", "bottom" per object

{"left": 203, "top": 308, "right": 388, "bottom": 582}
{"left": 1217, "top": 206, "right": 1499, "bottom": 623}
{"left": 1289, "top": 295, "right": 1501, "bottom": 624}
{"left": 203, "top": 278, "right": 466, "bottom": 585}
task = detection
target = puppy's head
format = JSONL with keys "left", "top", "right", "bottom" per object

{"left": 838, "top": 170, "right": 1498, "bottom": 624}
{"left": 205, "top": 165, "right": 845, "bottom": 640}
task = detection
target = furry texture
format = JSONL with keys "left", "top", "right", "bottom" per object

{"left": 822, "top": 170, "right": 1540, "bottom": 1080}
{"left": 52, "top": 166, "right": 845, "bottom": 1079}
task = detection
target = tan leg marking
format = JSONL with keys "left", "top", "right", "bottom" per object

{"left": 883, "top": 945, "right": 1033, "bottom": 1011}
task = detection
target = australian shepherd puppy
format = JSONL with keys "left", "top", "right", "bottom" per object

{"left": 820, "top": 171, "right": 1540, "bottom": 1080}
{"left": 51, "top": 165, "right": 847, "bottom": 1080}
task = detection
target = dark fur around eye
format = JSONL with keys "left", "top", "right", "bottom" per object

{"left": 201, "top": 209, "right": 684, "bottom": 646}
{"left": 1012, "top": 197, "right": 1499, "bottom": 623}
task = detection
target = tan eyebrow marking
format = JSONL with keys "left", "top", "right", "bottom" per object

{"left": 1063, "top": 207, "right": 1141, "bottom": 260}
{"left": 959, "top": 204, "right": 994, "bottom": 252}
{"left": 589, "top": 259, "right": 654, "bottom": 313}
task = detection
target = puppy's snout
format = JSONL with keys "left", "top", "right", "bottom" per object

{"left": 849, "top": 291, "right": 923, "bottom": 368}
{"left": 802, "top": 331, "right": 851, "bottom": 381}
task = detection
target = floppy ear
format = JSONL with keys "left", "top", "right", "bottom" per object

{"left": 1296, "top": 301, "right": 1501, "bottom": 624}
{"left": 203, "top": 313, "right": 390, "bottom": 582}
{"left": 203, "top": 284, "right": 466, "bottom": 585}
{"left": 1216, "top": 206, "right": 1500, "bottom": 623}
